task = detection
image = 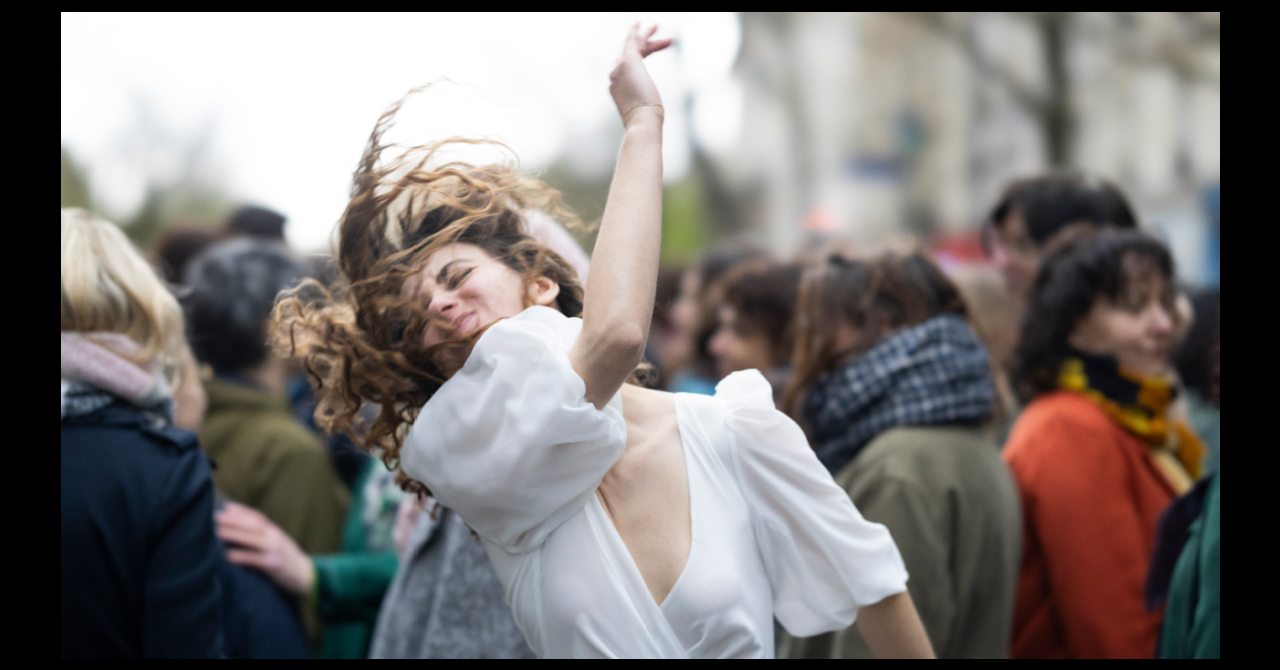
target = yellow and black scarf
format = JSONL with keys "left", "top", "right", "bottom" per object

{"left": 1058, "top": 353, "right": 1205, "bottom": 493}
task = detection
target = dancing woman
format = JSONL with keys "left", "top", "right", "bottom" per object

{"left": 277, "top": 26, "right": 932, "bottom": 659}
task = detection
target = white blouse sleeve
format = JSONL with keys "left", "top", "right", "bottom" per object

{"left": 716, "top": 370, "right": 909, "bottom": 637}
{"left": 400, "top": 307, "right": 627, "bottom": 554}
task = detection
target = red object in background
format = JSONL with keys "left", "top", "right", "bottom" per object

{"left": 931, "top": 232, "right": 990, "bottom": 272}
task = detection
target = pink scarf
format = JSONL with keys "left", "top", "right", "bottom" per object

{"left": 60, "top": 332, "right": 158, "bottom": 404}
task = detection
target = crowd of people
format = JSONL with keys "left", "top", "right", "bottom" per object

{"left": 62, "top": 26, "right": 1219, "bottom": 659}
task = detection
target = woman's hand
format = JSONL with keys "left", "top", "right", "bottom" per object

{"left": 609, "top": 24, "right": 672, "bottom": 129}
{"left": 216, "top": 502, "right": 315, "bottom": 597}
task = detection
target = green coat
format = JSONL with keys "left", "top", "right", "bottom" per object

{"left": 1159, "top": 471, "right": 1220, "bottom": 659}
{"left": 782, "top": 426, "right": 1021, "bottom": 659}
{"left": 313, "top": 459, "right": 405, "bottom": 659}
{"left": 199, "top": 378, "right": 350, "bottom": 554}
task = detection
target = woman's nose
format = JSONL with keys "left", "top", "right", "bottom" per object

{"left": 708, "top": 329, "right": 728, "bottom": 356}
{"left": 429, "top": 291, "right": 459, "bottom": 316}
{"left": 1149, "top": 306, "right": 1175, "bottom": 335}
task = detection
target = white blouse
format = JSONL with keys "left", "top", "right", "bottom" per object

{"left": 402, "top": 307, "right": 907, "bottom": 658}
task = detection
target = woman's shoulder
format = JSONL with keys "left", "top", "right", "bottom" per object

{"left": 1008, "top": 391, "right": 1117, "bottom": 441}
{"left": 842, "top": 426, "right": 1003, "bottom": 491}
{"left": 711, "top": 369, "right": 776, "bottom": 411}
{"left": 675, "top": 370, "right": 776, "bottom": 440}
{"left": 677, "top": 369, "right": 807, "bottom": 473}
{"left": 63, "top": 408, "right": 213, "bottom": 515}
{"left": 479, "top": 306, "right": 581, "bottom": 352}
{"left": 1004, "top": 391, "right": 1129, "bottom": 468}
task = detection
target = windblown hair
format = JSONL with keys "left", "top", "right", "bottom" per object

{"left": 61, "top": 208, "right": 185, "bottom": 386}
{"left": 782, "top": 250, "right": 969, "bottom": 418}
{"left": 271, "top": 88, "right": 585, "bottom": 495}
{"left": 1010, "top": 229, "right": 1177, "bottom": 404}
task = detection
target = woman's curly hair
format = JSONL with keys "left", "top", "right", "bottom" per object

{"left": 271, "top": 87, "right": 585, "bottom": 496}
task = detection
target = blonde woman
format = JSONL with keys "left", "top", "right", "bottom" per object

{"left": 61, "top": 209, "right": 223, "bottom": 658}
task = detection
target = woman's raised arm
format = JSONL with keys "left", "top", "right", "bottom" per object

{"left": 570, "top": 24, "right": 672, "bottom": 409}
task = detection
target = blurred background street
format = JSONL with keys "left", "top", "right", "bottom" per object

{"left": 61, "top": 12, "right": 1219, "bottom": 286}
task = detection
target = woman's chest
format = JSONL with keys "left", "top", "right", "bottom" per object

{"left": 659, "top": 451, "right": 774, "bottom": 657}
{"left": 526, "top": 406, "right": 775, "bottom": 657}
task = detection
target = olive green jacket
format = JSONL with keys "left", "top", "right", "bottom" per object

{"left": 782, "top": 426, "right": 1021, "bottom": 659}
{"left": 200, "top": 378, "right": 350, "bottom": 555}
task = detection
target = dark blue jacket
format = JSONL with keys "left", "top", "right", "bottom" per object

{"left": 61, "top": 404, "right": 223, "bottom": 658}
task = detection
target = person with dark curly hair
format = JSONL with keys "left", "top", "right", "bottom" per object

{"left": 1003, "top": 230, "right": 1205, "bottom": 658}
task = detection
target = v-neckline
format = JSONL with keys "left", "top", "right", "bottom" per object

{"left": 593, "top": 392, "right": 697, "bottom": 610}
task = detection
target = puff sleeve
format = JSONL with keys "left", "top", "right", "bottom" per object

{"left": 401, "top": 307, "right": 627, "bottom": 554}
{"left": 716, "top": 370, "right": 908, "bottom": 637}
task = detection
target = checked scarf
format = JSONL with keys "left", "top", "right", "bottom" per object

{"left": 803, "top": 314, "right": 995, "bottom": 474}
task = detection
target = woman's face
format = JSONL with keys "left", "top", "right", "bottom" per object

{"left": 990, "top": 209, "right": 1039, "bottom": 308}
{"left": 408, "top": 243, "right": 555, "bottom": 374}
{"left": 668, "top": 270, "right": 702, "bottom": 340}
{"left": 708, "top": 306, "right": 776, "bottom": 379}
{"left": 1068, "top": 260, "right": 1177, "bottom": 378}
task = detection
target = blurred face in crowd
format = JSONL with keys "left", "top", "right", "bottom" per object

{"left": 659, "top": 270, "right": 702, "bottom": 373}
{"left": 410, "top": 243, "right": 558, "bottom": 375}
{"left": 708, "top": 306, "right": 777, "bottom": 379}
{"left": 990, "top": 209, "right": 1039, "bottom": 305}
{"left": 1068, "top": 254, "right": 1178, "bottom": 378}
{"left": 669, "top": 271, "right": 702, "bottom": 342}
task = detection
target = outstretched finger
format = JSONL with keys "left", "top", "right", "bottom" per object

{"left": 623, "top": 22, "right": 641, "bottom": 56}
{"left": 640, "top": 37, "right": 674, "bottom": 58}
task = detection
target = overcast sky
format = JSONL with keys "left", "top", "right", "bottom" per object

{"left": 62, "top": 12, "right": 741, "bottom": 250}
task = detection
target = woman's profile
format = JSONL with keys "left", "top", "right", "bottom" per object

{"left": 276, "top": 25, "right": 933, "bottom": 659}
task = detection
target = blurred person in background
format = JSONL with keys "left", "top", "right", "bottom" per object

{"left": 1003, "top": 230, "right": 1205, "bottom": 658}
{"left": 948, "top": 265, "right": 1020, "bottom": 443}
{"left": 61, "top": 209, "right": 223, "bottom": 658}
{"left": 663, "top": 246, "right": 765, "bottom": 394}
{"left": 227, "top": 204, "right": 288, "bottom": 240}
{"left": 368, "top": 501, "right": 535, "bottom": 659}
{"left": 644, "top": 265, "right": 686, "bottom": 389}
{"left": 983, "top": 173, "right": 1137, "bottom": 309}
{"left": 184, "top": 237, "right": 350, "bottom": 555}
{"left": 779, "top": 251, "right": 1020, "bottom": 659}
{"left": 1148, "top": 324, "right": 1219, "bottom": 659}
{"left": 707, "top": 260, "right": 803, "bottom": 405}
{"left": 1172, "top": 288, "right": 1221, "bottom": 473}
{"left": 213, "top": 455, "right": 406, "bottom": 659}
{"left": 153, "top": 225, "right": 226, "bottom": 286}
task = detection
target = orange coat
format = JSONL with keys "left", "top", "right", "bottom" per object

{"left": 1003, "top": 391, "right": 1176, "bottom": 659}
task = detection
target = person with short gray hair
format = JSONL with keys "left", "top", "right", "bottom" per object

{"left": 184, "top": 238, "right": 350, "bottom": 556}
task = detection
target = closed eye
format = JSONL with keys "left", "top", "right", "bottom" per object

{"left": 445, "top": 267, "right": 473, "bottom": 290}
{"left": 436, "top": 261, "right": 473, "bottom": 290}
